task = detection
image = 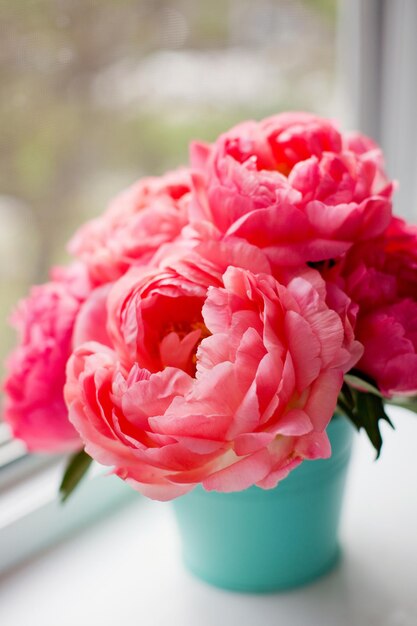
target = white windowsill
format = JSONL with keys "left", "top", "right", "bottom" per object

{"left": 0, "top": 455, "right": 136, "bottom": 576}
{"left": 0, "top": 406, "right": 416, "bottom": 625}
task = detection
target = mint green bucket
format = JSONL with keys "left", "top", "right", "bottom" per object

{"left": 172, "top": 415, "right": 354, "bottom": 592}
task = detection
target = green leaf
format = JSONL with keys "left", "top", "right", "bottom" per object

{"left": 338, "top": 377, "right": 395, "bottom": 457}
{"left": 355, "top": 391, "right": 394, "bottom": 458}
{"left": 59, "top": 449, "right": 93, "bottom": 503}
{"left": 340, "top": 381, "right": 355, "bottom": 410}
{"left": 336, "top": 398, "right": 361, "bottom": 430}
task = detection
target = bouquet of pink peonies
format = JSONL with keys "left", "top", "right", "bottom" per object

{"left": 4, "top": 112, "right": 417, "bottom": 501}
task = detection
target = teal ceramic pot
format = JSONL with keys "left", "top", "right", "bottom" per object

{"left": 172, "top": 415, "right": 354, "bottom": 592}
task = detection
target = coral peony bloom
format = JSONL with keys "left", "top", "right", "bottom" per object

{"left": 190, "top": 112, "right": 393, "bottom": 267}
{"left": 106, "top": 240, "right": 271, "bottom": 373}
{"left": 65, "top": 248, "right": 359, "bottom": 500}
{"left": 336, "top": 217, "right": 417, "bottom": 396}
{"left": 68, "top": 169, "right": 191, "bottom": 284}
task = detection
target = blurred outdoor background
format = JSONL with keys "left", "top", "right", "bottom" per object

{"left": 0, "top": 0, "right": 339, "bottom": 380}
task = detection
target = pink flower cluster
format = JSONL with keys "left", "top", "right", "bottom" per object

{"left": 4, "top": 112, "right": 417, "bottom": 499}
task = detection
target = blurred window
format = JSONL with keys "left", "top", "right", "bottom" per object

{"left": 339, "top": 0, "right": 417, "bottom": 219}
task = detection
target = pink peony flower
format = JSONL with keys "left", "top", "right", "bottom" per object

{"left": 68, "top": 169, "right": 191, "bottom": 285}
{"left": 65, "top": 246, "right": 360, "bottom": 500}
{"left": 334, "top": 217, "right": 417, "bottom": 396}
{"left": 3, "top": 265, "right": 87, "bottom": 451}
{"left": 3, "top": 263, "right": 110, "bottom": 452}
{"left": 189, "top": 112, "right": 393, "bottom": 267}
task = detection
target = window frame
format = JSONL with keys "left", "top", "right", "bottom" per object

{"left": 338, "top": 0, "right": 417, "bottom": 219}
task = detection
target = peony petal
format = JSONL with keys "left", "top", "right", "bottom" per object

{"left": 273, "top": 408, "right": 313, "bottom": 436}
{"left": 202, "top": 449, "right": 272, "bottom": 492}
{"left": 295, "top": 430, "right": 331, "bottom": 460}
{"left": 303, "top": 370, "right": 344, "bottom": 431}
{"left": 123, "top": 475, "right": 194, "bottom": 501}
{"left": 285, "top": 310, "right": 321, "bottom": 391}
{"left": 234, "top": 431, "right": 276, "bottom": 455}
